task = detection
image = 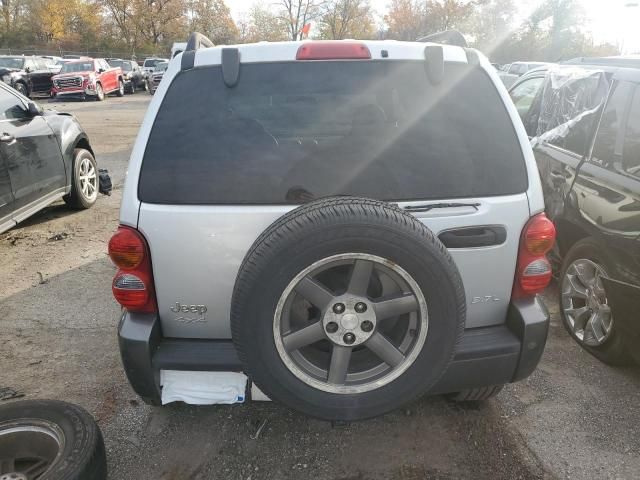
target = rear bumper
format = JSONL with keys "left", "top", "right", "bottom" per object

{"left": 118, "top": 297, "right": 549, "bottom": 404}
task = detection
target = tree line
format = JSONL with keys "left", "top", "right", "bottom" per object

{"left": 0, "top": 0, "right": 620, "bottom": 61}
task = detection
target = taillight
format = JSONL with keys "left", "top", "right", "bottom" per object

{"left": 108, "top": 225, "right": 157, "bottom": 313}
{"left": 513, "top": 214, "right": 556, "bottom": 298}
{"left": 296, "top": 41, "right": 371, "bottom": 60}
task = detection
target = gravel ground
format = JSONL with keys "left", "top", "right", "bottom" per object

{"left": 1, "top": 95, "right": 638, "bottom": 479}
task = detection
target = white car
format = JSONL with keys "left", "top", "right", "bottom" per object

{"left": 110, "top": 33, "right": 554, "bottom": 420}
{"left": 141, "top": 57, "right": 168, "bottom": 75}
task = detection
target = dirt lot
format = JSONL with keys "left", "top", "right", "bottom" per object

{"left": 1, "top": 95, "right": 639, "bottom": 479}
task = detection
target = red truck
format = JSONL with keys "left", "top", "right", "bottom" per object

{"left": 51, "top": 58, "right": 124, "bottom": 101}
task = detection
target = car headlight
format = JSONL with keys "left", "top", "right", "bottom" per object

{"left": 2, "top": 74, "right": 10, "bottom": 83}
{"left": 125, "top": 73, "right": 132, "bottom": 80}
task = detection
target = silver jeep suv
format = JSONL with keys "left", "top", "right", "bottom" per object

{"left": 110, "top": 33, "right": 554, "bottom": 420}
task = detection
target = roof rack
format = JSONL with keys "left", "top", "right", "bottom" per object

{"left": 181, "top": 32, "right": 215, "bottom": 71}
{"left": 417, "top": 30, "right": 468, "bottom": 48}
{"left": 563, "top": 56, "right": 640, "bottom": 69}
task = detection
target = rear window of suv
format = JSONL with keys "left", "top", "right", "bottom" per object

{"left": 139, "top": 60, "right": 527, "bottom": 204}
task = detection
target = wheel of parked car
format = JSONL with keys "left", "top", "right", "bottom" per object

{"left": 64, "top": 148, "right": 99, "bottom": 209}
{"left": 0, "top": 399, "right": 107, "bottom": 479}
{"left": 15, "top": 82, "right": 28, "bottom": 97}
{"left": 95, "top": 83, "right": 104, "bottom": 101}
{"left": 560, "top": 238, "right": 633, "bottom": 365}
{"left": 116, "top": 79, "right": 125, "bottom": 97}
{"left": 231, "top": 196, "right": 466, "bottom": 421}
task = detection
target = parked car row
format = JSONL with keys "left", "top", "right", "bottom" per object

{"left": 508, "top": 56, "right": 640, "bottom": 366}
{"left": 0, "top": 54, "right": 171, "bottom": 101}
{"left": 497, "top": 61, "right": 553, "bottom": 88}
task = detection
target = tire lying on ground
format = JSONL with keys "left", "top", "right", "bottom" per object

{"left": 0, "top": 399, "right": 107, "bottom": 479}
{"left": 232, "top": 196, "right": 466, "bottom": 421}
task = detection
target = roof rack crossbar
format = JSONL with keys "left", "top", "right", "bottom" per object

{"left": 186, "top": 32, "right": 214, "bottom": 52}
{"left": 181, "top": 32, "right": 215, "bottom": 71}
{"left": 417, "top": 30, "right": 468, "bottom": 48}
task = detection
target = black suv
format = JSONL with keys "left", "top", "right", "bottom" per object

{"left": 0, "top": 56, "right": 55, "bottom": 98}
{"left": 510, "top": 59, "right": 640, "bottom": 365}
{"left": 107, "top": 59, "right": 147, "bottom": 93}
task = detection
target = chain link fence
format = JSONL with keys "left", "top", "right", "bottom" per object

{"left": 0, "top": 48, "right": 170, "bottom": 61}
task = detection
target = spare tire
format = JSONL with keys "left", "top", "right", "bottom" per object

{"left": 0, "top": 399, "right": 107, "bottom": 479}
{"left": 232, "top": 197, "right": 465, "bottom": 420}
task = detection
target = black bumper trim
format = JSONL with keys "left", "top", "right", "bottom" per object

{"left": 153, "top": 339, "right": 243, "bottom": 371}
{"left": 118, "top": 296, "right": 550, "bottom": 402}
{"left": 118, "top": 312, "right": 162, "bottom": 405}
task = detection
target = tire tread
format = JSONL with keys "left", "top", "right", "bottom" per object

{"left": 231, "top": 196, "right": 466, "bottom": 420}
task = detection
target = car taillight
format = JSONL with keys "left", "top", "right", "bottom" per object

{"left": 296, "top": 41, "right": 371, "bottom": 60}
{"left": 108, "top": 225, "right": 157, "bottom": 312}
{"left": 512, "top": 214, "right": 556, "bottom": 298}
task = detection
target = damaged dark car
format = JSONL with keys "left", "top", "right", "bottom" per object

{"left": 510, "top": 61, "right": 640, "bottom": 366}
{"left": 0, "top": 81, "right": 110, "bottom": 234}
{"left": 0, "top": 55, "right": 56, "bottom": 98}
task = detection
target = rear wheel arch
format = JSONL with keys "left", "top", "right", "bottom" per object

{"left": 74, "top": 136, "right": 94, "bottom": 158}
{"left": 555, "top": 218, "right": 589, "bottom": 256}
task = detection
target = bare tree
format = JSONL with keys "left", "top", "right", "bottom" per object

{"left": 238, "top": 3, "right": 288, "bottom": 43}
{"left": 100, "top": 0, "right": 138, "bottom": 49}
{"left": 278, "top": 0, "right": 323, "bottom": 40}
{"left": 318, "top": 0, "right": 374, "bottom": 39}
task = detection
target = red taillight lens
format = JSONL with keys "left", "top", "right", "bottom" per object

{"left": 296, "top": 41, "right": 371, "bottom": 60}
{"left": 112, "top": 273, "right": 149, "bottom": 309}
{"left": 109, "top": 226, "right": 157, "bottom": 313}
{"left": 524, "top": 214, "right": 555, "bottom": 255}
{"left": 513, "top": 214, "right": 556, "bottom": 298}
{"left": 109, "top": 227, "right": 145, "bottom": 269}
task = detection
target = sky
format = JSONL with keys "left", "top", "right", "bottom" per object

{"left": 226, "top": 0, "right": 640, "bottom": 53}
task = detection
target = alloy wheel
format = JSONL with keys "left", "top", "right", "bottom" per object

{"left": 273, "top": 253, "right": 428, "bottom": 394}
{"left": 561, "top": 258, "right": 613, "bottom": 346}
{"left": 0, "top": 421, "right": 63, "bottom": 479}
{"left": 78, "top": 156, "right": 98, "bottom": 203}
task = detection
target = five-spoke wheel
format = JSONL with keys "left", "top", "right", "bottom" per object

{"left": 274, "top": 253, "right": 428, "bottom": 394}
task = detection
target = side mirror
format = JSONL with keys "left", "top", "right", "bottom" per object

{"left": 98, "top": 68, "right": 104, "bottom": 74}
{"left": 27, "top": 102, "right": 41, "bottom": 116}
{"left": 24, "top": 67, "right": 31, "bottom": 73}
